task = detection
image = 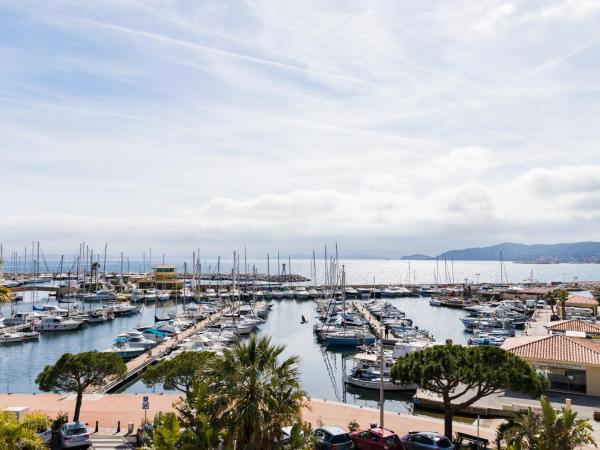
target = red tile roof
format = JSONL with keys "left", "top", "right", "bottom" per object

{"left": 502, "top": 334, "right": 600, "bottom": 366}
{"left": 564, "top": 295, "right": 598, "bottom": 307}
{"left": 546, "top": 320, "right": 600, "bottom": 334}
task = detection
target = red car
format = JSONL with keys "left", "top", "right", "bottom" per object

{"left": 350, "top": 427, "right": 405, "bottom": 450}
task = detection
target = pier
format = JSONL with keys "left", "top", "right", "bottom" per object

{"left": 92, "top": 304, "right": 236, "bottom": 394}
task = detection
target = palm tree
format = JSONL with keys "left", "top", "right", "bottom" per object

{"left": 537, "top": 397, "right": 595, "bottom": 450}
{"left": 496, "top": 407, "right": 541, "bottom": 449}
{"left": 0, "top": 411, "right": 46, "bottom": 450}
{"left": 496, "top": 397, "right": 596, "bottom": 450}
{"left": 207, "top": 335, "right": 307, "bottom": 449}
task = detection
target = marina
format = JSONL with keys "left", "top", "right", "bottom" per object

{"left": 1, "top": 255, "right": 600, "bottom": 417}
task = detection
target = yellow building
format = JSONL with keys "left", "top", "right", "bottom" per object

{"left": 139, "top": 265, "right": 183, "bottom": 289}
{"left": 502, "top": 334, "right": 600, "bottom": 396}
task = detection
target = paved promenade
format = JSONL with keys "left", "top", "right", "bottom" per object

{"left": 0, "top": 393, "right": 496, "bottom": 441}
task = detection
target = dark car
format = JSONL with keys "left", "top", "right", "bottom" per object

{"left": 400, "top": 432, "right": 454, "bottom": 450}
{"left": 313, "top": 426, "right": 355, "bottom": 449}
{"left": 351, "top": 427, "right": 404, "bottom": 449}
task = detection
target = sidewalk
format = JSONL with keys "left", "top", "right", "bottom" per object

{"left": 0, "top": 393, "right": 496, "bottom": 441}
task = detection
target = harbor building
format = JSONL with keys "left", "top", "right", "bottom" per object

{"left": 502, "top": 334, "right": 600, "bottom": 396}
{"left": 138, "top": 265, "right": 183, "bottom": 290}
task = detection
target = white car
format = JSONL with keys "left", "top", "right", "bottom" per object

{"left": 536, "top": 300, "right": 546, "bottom": 308}
{"left": 60, "top": 422, "right": 91, "bottom": 448}
{"left": 37, "top": 427, "right": 52, "bottom": 446}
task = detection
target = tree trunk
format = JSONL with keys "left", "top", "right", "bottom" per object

{"left": 74, "top": 390, "right": 83, "bottom": 422}
{"left": 444, "top": 409, "right": 453, "bottom": 440}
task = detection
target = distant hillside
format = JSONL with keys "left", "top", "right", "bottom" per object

{"left": 402, "top": 242, "right": 600, "bottom": 263}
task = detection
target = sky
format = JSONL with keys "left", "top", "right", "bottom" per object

{"left": 1, "top": 0, "right": 600, "bottom": 258}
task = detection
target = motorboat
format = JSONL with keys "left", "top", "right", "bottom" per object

{"left": 83, "top": 290, "right": 116, "bottom": 302}
{"left": 2, "top": 311, "right": 44, "bottom": 326}
{"left": 123, "top": 330, "right": 158, "bottom": 349}
{"left": 130, "top": 288, "right": 144, "bottom": 303}
{"left": 84, "top": 310, "right": 113, "bottom": 323}
{"left": 107, "top": 302, "right": 140, "bottom": 316}
{"left": 294, "top": 287, "right": 309, "bottom": 300}
{"left": 0, "top": 331, "right": 40, "bottom": 344}
{"left": 105, "top": 338, "right": 146, "bottom": 360}
{"left": 429, "top": 298, "right": 442, "bottom": 306}
{"left": 157, "top": 291, "right": 170, "bottom": 302}
{"left": 35, "top": 316, "right": 82, "bottom": 332}
{"left": 144, "top": 288, "right": 157, "bottom": 302}
{"left": 32, "top": 304, "right": 70, "bottom": 316}
{"left": 282, "top": 289, "right": 295, "bottom": 299}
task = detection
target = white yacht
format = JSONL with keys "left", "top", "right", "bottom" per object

{"left": 157, "top": 291, "right": 170, "bottom": 302}
{"left": 105, "top": 338, "right": 146, "bottom": 360}
{"left": 36, "top": 316, "right": 82, "bottom": 332}
{"left": 294, "top": 287, "right": 309, "bottom": 300}
{"left": 144, "top": 288, "right": 158, "bottom": 302}
{"left": 0, "top": 331, "right": 40, "bottom": 344}
{"left": 107, "top": 302, "right": 140, "bottom": 316}
{"left": 123, "top": 330, "right": 158, "bottom": 349}
{"left": 130, "top": 288, "right": 144, "bottom": 303}
{"left": 83, "top": 290, "right": 116, "bottom": 302}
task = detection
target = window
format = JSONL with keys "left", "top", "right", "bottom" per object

{"left": 66, "top": 428, "right": 87, "bottom": 436}
{"left": 384, "top": 435, "right": 401, "bottom": 445}
{"left": 436, "top": 437, "right": 453, "bottom": 448}
{"left": 331, "top": 434, "right": 351, "bottom": 444}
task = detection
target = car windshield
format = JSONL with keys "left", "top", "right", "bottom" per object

{"left": 436, "top": 436, "right": 453, "bottom": 448}
{"left": 384, "top": 435, "right": 401, "bottom": 445}
{"left": 67, "top": 427, "right": 88, "bottom": 436}
{"left": 331, "top": 434, "right": 351, "bottom": 444}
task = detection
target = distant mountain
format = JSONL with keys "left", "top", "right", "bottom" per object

{"left": 402, "top": 242, "right": 600, "bottom": 263}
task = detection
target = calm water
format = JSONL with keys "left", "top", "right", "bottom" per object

{"left": 1, "top": 290, "right": 466, "bottom": 414}
{"left": 4, "top": 258, "right": 600, "bottom": 284}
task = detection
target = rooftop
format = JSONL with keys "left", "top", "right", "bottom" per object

{"left": 502, "top": 334, "right": 600, "bottom": 366}
{"left": 564, "top": 295, "right": 598, "bottom": 307}
{"left": 546, "top": 319, "right": 600, "bottom": 335}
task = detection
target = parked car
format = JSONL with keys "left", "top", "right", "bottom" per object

{"left": 536, "top": 300, "right": 546, "bottom": 309}
{"left": 400, "top": 432, "right": 454, "bottom": 450}
{"left": 351, "top": 427, "right": 404, "bottom": 449}
{"left": 313, "top": 426, "right": 355, "bottom": 449}
{"left": 37, "top": 427, "right": 52, "bottom": 446}
{"left": 60, "top": 421, "right": 91, "bottom": 449}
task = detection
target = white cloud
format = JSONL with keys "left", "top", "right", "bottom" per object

{"left": 1, "top": 1, "right": 600, "bottom": 255}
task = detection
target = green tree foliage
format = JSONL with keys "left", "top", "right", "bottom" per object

{"left": 36, "top": 351, "right": 127, "bottom": 421}
{"left": 0, "top": 286, "right": 12, "bottom": 305}
{"left": 0, "top": 411, "right": 47, "bottom": 450}
{"left": 173, "top": 383, "right": 221, "bottom": 449}
{"left": 142, "top": 351, "right": 215, "bottom": 396}
{"left": 543, "top": 289, "right": 569, "bottom": 317}
{"left": 391, "top": 344, "right": 547, "bottom": 438}
{"left": 497, "top": 397, "right": 596, "bottom": 450}
{"left": 206, "top": 335, "right": 308, "bottom": 449}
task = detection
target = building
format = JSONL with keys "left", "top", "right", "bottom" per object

{"left": 562, "top": 295, "right": 598, "bottom": 319}
{"left": 502, "top": 334, "right": 600, "bottom": 396}
{"left": 546, "top": 319, "right": 600, "bottom": 338}
{"left": 138, "top": 265, "right": 183, "bottom": 290}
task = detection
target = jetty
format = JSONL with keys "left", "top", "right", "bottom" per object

{"left": 91, "top": 303, "right": 235, "bottom": 394}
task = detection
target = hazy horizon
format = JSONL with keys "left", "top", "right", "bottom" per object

{"left": 2, "top": 1, "right": 600, "bottom": 256}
